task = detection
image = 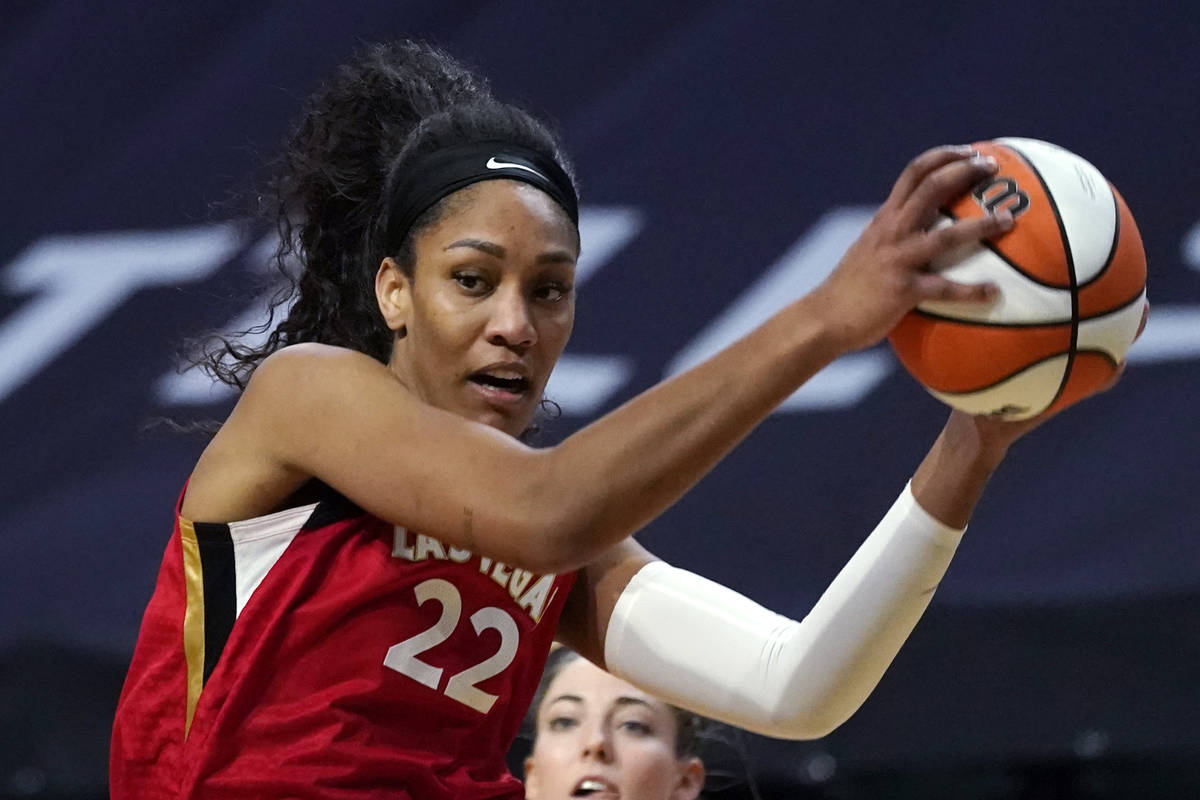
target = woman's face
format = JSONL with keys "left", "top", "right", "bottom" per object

{"left": 525, "top": 657, "right": 704, "bottom": 800}
{"left": 383, "top": 179, "right": 578, "bottom": 437}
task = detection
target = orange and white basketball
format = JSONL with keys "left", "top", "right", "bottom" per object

{"left": 889, "top": 137, "right": 1147, "bottom": 420}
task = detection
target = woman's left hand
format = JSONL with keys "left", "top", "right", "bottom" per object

{"left": 912, "top": 299, "right": 1146, "bottom": 527}
{"left": 965, "top": 298, "right": 1149, "bottom": 458}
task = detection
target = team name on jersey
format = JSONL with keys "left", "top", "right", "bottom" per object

{"left": 391, "top": 528, "right": 559, "bottom": 624}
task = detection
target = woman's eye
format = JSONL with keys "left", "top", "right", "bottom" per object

{"left": 453, "top": 272, "right": 487, "bottom": 292}
{"left": 547, "top": 716, "right": 577, "bottom": 731}
{"left": 619, "top": 720, "right": 652, "bottom": 735}
{"left": 535, "top": 283, "right": 571, "bottom": 302}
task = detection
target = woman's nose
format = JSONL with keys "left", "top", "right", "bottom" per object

{"left": 581, "top": 727, "right": 613, "bottom": 763}
{"left": 485, "top": 287, "right": 536, "bottom": 349}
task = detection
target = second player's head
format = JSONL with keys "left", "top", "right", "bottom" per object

{"left": 525, "top": 649, "right": 707, "bottom": 800}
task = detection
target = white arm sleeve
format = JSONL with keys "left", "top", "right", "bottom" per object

{"left": 602, "top": 482, "right": 964, "bottom": 740}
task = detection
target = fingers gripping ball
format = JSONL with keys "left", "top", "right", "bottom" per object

{"left": 889, "top": 138, "right": 1147, "bottom": 420}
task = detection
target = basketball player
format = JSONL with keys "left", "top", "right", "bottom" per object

{"left": 522, "top": 648, "right": 719, "bottom": 800}
{"left": 109, "top": 40, "right": 1100, "bottom": 799}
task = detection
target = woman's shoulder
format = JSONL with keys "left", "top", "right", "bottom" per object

{"left": 234, "top": 342, "right": 413, "bottom": 445}
{"left": 243, "top": 343, "right": 394, "bottom": 404}
{"left": 184, "top": 345, "right": 395, "bottom": 521}
{"left": 255, "top": 342, "right": 382, "bottom": 377}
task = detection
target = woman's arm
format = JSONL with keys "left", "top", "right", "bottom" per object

{"left": 556, "top": 412, "right": 1018, "bottom": 739}
{"left": 552, "top": 308, "right": 1145, "bottom": 736}
{"left": 190, "top": 148, "right": 1010, "bottom": 574}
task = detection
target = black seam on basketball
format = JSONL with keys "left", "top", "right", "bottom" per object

{"left": 1076, "top": 348, "right": 1121, "bottom": 369}
{"left": 912, "top": 287, "right": 1143, "bottom": 327}
{"left": 934, "top": 208, "right": 1070, "bottom": 290}
{"left": 932, "top": 351, "right": 1072, "bottom": 395}
{"left": 933, "top": 348, "right": 1118, "bottom": 395}
{"left": 981, "top": 240, "right": 1068, "bottom": 290}
{"left": 1077, "top": 185, "right": 1122, "bottom": 289}
{"left": 910, "top": 308, "right": 1071, "bottom": 328}
{"left": 1078, "top": 287, "right": 1146, "bottom": 322}
{"left": 1005, "top": 142, "right": 1079, "bottom": 408}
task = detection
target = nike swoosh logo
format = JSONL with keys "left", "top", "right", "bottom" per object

{"left": 485, "top": 156, "right": 546, "bottom": 179}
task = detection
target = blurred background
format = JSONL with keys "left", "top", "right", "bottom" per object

{"left": 2, "top": 1, "right": 1198, "bottom": 797}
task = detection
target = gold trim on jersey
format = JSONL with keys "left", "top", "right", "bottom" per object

{"left": 180, "top": 518, "right": 205, "bottom": 737}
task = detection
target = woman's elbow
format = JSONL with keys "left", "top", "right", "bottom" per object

{"left": 494, "top": 451, "right": 610, "bottom": 574}
{"left": 751, "top": 692, "right": 860, "bottom": 741}
{"left": 502, "top": 513, "right": 598, "bottom": 575}
{"left": 755, "top": 711, "right": 845, "bottom": 742}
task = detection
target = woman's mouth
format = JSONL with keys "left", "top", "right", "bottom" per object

{"left": 467, "top": 369, "right": 531, "bottom": 407}
{"left": 469, "top": 372, "right": 530, "bottom": 393}
{"left": 572, "top": 777, "right": 617, "bottom": 798}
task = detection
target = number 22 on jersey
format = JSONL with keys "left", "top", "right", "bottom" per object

{"left": 383, "top": 578, "right": 520, "bottom": 714}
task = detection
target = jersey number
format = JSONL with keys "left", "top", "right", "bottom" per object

{"left": 382, "top": 578, "right": 519, "bottom": 714}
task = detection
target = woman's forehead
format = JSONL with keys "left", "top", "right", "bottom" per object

{"left": 545, "top": 658, "right": 663, "bottom": 711}
{"left": 423, "top": 180, "right": 578, "bottom": 249}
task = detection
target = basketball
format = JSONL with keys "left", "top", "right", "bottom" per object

{"left": 888, "top": 137, "right": 1147, "bottom": 420}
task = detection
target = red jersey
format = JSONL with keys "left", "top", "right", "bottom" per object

{"left": 111, "top": 484, "right": 575, "bottom": 799}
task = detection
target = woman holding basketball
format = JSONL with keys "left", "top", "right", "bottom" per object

{"left": 111, "top": 40, "right": 1078, "bottom": 800}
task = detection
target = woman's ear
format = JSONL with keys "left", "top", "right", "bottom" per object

{"left": 376, "top": 257, "right": 410, "bottom": 337}
{"left": 671, "top": 757, "right": 705, "bottom": 800}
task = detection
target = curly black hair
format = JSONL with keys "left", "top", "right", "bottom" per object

{"left": 193, "top": 40, "right": 578, "bottom": 390}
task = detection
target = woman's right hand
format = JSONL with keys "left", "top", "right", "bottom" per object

{"left": 810, "top": 145, "right": 1016, "bottom": 353}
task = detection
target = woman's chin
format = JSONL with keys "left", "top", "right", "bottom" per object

{"left": 469, "top": 404, "right": 534, "bottom": 438}
{"left": 461, "top": 383, "right": 537, "bottom": 436}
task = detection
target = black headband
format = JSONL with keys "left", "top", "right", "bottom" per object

{"left": 384, "top": 140, "right": 579, "bottom": 250}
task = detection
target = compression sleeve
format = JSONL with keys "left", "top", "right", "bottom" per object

{"left": 602, "top": 482, "right": 964, "bottom": 739}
